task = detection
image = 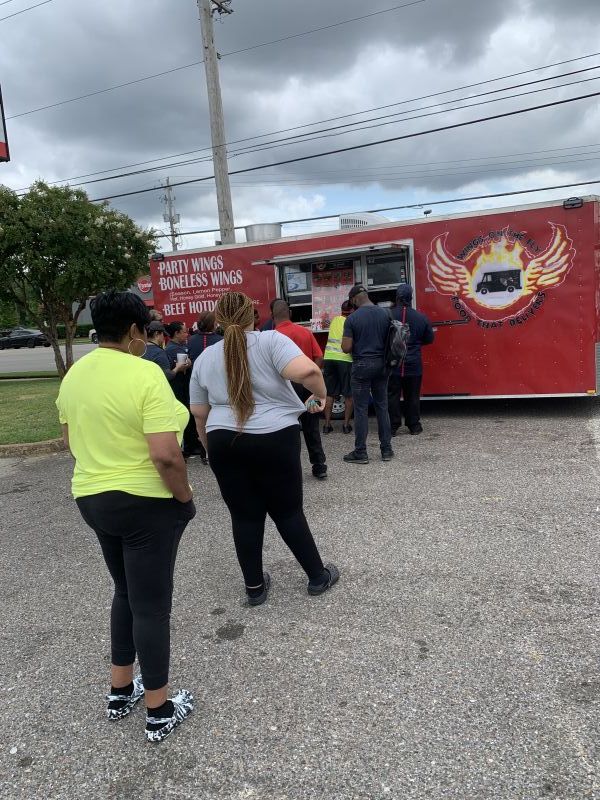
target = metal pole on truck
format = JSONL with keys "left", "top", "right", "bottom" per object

{"left": 197, "top": 0, "right": 236, "bottom": 244}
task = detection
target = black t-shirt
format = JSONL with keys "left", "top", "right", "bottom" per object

{"left": 142, "top": 342, "right": 174, "bottom": 381}
{"left": 343, "top": 304, "right": 390, "bottom": 358}
{"left": 188, "top": 331, "right": 223, "bottom": 363}
{"left": 165, "top": 341, "right": 190, "bottom": 403}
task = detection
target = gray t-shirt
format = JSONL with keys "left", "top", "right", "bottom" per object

{"left": 189, "top": 330, "right": 306, "bottom": 434}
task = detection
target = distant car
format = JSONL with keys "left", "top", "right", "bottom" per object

{"left": 89, "top": 329, "right": 98, "bottom": 344}
{"left": 0, "top": 327, "right": 50, "bottom": 350}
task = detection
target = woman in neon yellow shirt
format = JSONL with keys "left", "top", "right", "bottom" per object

{"left": 56, "top": 290, "right": 195, "bottom": 743}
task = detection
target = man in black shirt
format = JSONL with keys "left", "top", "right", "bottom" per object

{"left": 388, "top": 284, "right": 434, "bottom": 435}
{"left": 341, "top": 285, "right": 393, "bottom": 464}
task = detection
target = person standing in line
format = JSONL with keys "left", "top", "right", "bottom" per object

{"left": 190, "top": 291, "right": 339, "bottom": 605}
{"left": 56, "top": 290, "right": 195, "bottom": 743}
{"left": 322, "top": 300, "right": 354, "bottom": 435}
{"left": 260, "top": 298, "right": 280, "bottom": 331}
{"left": 149, "top": 308, "right": 163, "bottom": 323}
{"left": 272, "top": 299, "right": 328, "bottom": 480}
{"left": 341, "top": 285, "right": 394, "bottom": 465}
{"left": 187, "top": 311, "right": 223, "bottom": 364}
{"left": 143, "top": 321, "right": 189, "bottom": 381}
{"left": 165, "top": 322, "right": 202, "bottom": 460}
{"left": 388, "top": 284, "right": 435, "bottom": 436}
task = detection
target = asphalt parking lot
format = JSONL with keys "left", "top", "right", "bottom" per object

{"left": 1, "top": 399, "right": 599, "bottom": 800}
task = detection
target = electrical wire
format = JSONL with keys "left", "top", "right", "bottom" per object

{"left": 156, "top": 179, "right": 600, "bottom": 238}
{"left": 90, "top": 89, "right": 600, "bottom": 202}
{"left": 227, "top": 71, "right": 600, "bottom": 159}
{"left": 16, "top": 50, "right": 600, "bottom": 191}
{"left": 37, "top": 72, "right": 600, "bottom": 192}
{"left": 0, "top": 0, "right": 52, "bottom": 22}
{"left": 5, "top": 0, "right": 425, "bottom": 120}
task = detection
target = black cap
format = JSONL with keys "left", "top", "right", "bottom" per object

{"left": 147, "top": 321, "right": 166, "bottom": 334}
{"left": 348, "top": 284, "right": 367, "bottom": 300}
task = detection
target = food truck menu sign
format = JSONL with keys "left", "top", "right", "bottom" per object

{"left": 311, "top": 261, "right": 354, "bottom": 332}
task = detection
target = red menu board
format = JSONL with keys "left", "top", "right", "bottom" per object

{"left": 311, "top": 265, "right": 354, "bottom": 331}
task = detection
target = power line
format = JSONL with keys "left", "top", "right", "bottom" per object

{"left": 38, "top": 71, "right": 600, "bottom": 191}
{"left": 227, "top": 71, "right": 600, "bottom": 159}
{"left": 16, "top": 50, "right": 600, "bottom": 191}
{"left": 157, "top": 179, "right": 600, "bottom": 238}
{"left": 0, "top": 0, "right": 52, "bottom": 22}
{"left": 5, "top": 0, "right": 425, "bottom": 120}
{"left": 90, "top": 89, "right": 600, "bottom": 202}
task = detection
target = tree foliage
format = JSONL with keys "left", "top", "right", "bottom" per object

{"left": 0, "top": 182, "right": 155, "bottom": 376}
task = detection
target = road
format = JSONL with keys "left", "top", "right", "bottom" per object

{"left": 0, "top": 343, "right": 96, "bottom": 373}
{"left": 1, "top": 400, "right": 599, "bottom": 799}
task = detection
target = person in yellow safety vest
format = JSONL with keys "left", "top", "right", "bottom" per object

{"left": 322, "top": 300, "right": 354, "bottom": 434}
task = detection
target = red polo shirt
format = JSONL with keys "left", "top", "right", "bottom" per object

{"left": 275, "top": 320, "right": 323, "bottom": 362}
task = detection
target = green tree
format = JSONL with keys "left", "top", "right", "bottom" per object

{"left": 0, "top": 182, "right": 156, "bottom": 377}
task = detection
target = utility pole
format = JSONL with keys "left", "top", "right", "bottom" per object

{"left": 162, "top": 177, "right": 180, "bottom": 251}
{"left": 197, "top": 0, "right": 236, "bottom": 244}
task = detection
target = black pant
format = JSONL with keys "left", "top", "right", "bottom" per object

{"left": 388, "top": 374, "right": 423, "bottom": 431}
{"left": 183, "top": 411, "right": 205, "bottom": 457}
{"left": 207, "top": 425, "right": 325, "bottom": 586}
{"left": 351, "top": 357, "right": 392, "bottom": 456}
{"left": 76, "top": 491, "right": 195, "bottom": 690}
{"left": 293, "top": 383, "right": 326, "bottom": 469}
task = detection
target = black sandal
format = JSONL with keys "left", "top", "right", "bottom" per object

{"left": 307, "top": 563, "right": 340, "bottom": 596}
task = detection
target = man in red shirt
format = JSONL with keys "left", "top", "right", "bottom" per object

{"left": 272, "top": 300, "right": 327, "bottom": 480}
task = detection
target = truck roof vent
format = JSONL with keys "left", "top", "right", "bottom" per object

{"left": 245, "top": 223, "right": 282, "bottom": 242}
{"left": 339, "top": 212, "right": 390, "bottom": 230}
{"left": 563, "top": 197, "right": 584, "bottom": 209}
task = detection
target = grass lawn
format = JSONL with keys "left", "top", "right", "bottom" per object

{"left": 0, "top": 378, "right": 62, "bottom": 444}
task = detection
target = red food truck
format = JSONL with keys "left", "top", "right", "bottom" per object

{"left": 150, "top": 195, "right": 600, "bottom": 399}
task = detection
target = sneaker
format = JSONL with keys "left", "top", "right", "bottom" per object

{"left": 409, "top": 424, "right": 423, "bottom": 435}
{"left": 342, "top": 424, "right": 353, "bottom": 434}
{"left": 381, "top": 449, "right": 395, "bottom": 462}
{"left": 145, "top": 689, "right": 194, "bottom": 743}
{"left": 246, "top": 572, "right": 271, "bottom": 606}
{"left": 312, "top": 464, "right": 328, "bottom": 480}
{"left": 343, "top": 450, "right": 369, "bottom": 464}
{"left": 322, "top": 424, "right": 334, "bottom": 435}
{"left": 308, "top": 563, "right": 340, "bottom": 596}
{"left": 106, "top": 674, "right": 144, "bottom": 721}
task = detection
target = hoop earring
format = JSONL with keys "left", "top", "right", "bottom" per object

{"left": 128, "top": 337, "right": 147, "bottom": 358}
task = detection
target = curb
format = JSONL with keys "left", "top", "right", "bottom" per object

{"left": 0, "top": 438, "right": 66, "bottom": 458}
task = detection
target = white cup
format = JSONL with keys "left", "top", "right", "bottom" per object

{"left": 176, "top": 352, "right": 187, "bottom": 365}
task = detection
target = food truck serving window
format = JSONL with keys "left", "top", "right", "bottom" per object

{"left": 366, "top": 250, "right": 409, "bottom": 288}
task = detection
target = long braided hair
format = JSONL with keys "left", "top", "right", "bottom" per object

{"left": 215, "top": 292, "right": 256, "bottom": 429}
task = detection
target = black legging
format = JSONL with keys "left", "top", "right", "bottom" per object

{"left": 208, "top": 425, "right": 325, "bottom": 586}
{"left": 76, "top": 491, "right": 195, "bottom": 690}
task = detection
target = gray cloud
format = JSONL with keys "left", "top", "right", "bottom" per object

{"left": 1, "top": 0, "right": 600, "bottom": 240}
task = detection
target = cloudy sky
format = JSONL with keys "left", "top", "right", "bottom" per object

{"left": 1, "top": 0, "right": 600, "bottom": 250}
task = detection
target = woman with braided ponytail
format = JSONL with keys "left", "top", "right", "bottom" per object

{"left": 190, "top": 291, "right": 339, "bottom": 605}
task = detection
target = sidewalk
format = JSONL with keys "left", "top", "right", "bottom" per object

{"left": 1, "top": 400, "right": 598, "bottom": 800}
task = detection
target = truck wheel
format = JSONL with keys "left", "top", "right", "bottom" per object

{"left": 480, "top": 287, "right": 488, "bottom": 295}
{"left": 28, "top": 338, "right": 36, "bottom": 348}
{"left": 507, "top": 286, "right": 515, "bottom": 293}
{"left": 91, "top": 333, "right": 98, "bottom": 344}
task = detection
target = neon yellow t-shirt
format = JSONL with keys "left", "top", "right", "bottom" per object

{"left": 324, "top": 315, "right": 352, "bottom": 363}
{"left": 56, "top": 347, "right": 189, "bottom": 499}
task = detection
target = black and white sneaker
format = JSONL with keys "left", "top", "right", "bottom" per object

{"left": 145, "top": 689, "right": 194, "bottom": 743}
{"left": 106, "top": 674, "right": 144, "bottom": 721}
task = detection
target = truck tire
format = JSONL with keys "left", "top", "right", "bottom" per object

{"left": 507, "top": 285, "right": 515, "bottom": 293}
{"left": 480, "top": 287, "right": 488, "bottom": 295}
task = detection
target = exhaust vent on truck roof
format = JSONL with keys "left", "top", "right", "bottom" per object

{"left": 245, "top": 223, "right": 282, "bottom": 242}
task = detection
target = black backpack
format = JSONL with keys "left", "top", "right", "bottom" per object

{"left": 384, "top": 306, "right": 410, "bottom": 369}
